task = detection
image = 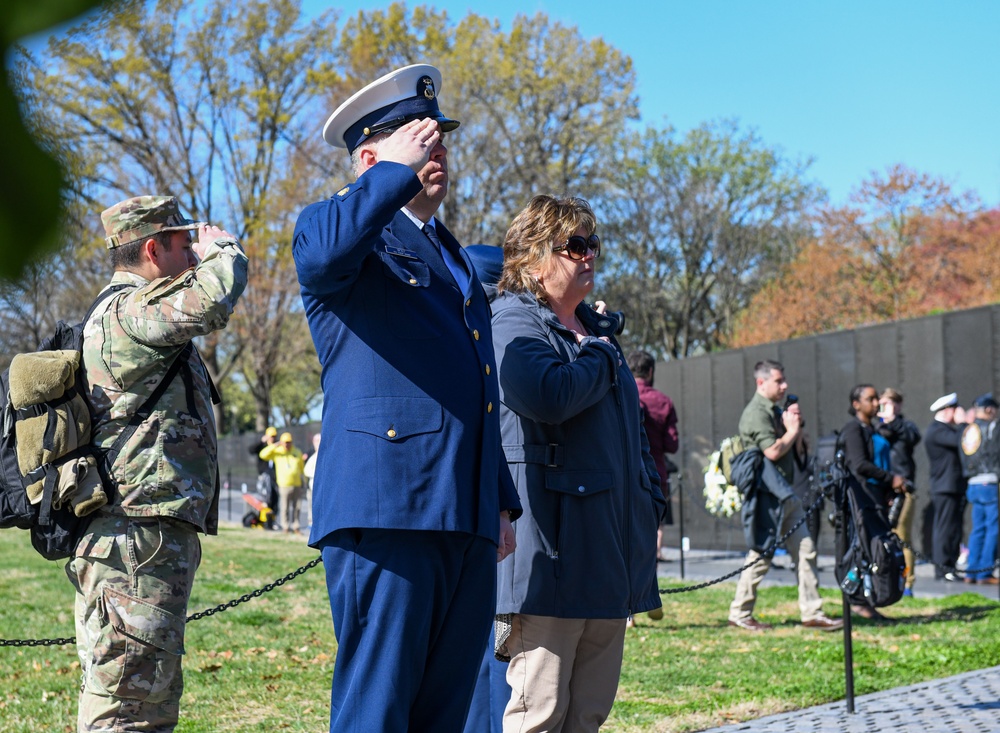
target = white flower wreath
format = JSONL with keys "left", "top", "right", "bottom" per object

{"left": 703, "top": 442, "right": 743, "bottom": 518}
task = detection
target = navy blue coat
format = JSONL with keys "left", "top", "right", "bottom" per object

{"left": 293, "top": 161, "right": 520, "bottom": 547}
{"left": 491, "top": 289, "right": 663, "bottom": 618}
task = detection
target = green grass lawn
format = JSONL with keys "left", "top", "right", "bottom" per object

{"left": 2, "top": 526, "right": 998, "bottom": 732}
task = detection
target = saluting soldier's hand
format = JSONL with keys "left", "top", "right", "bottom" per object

{"left": 193, "top": 224, "right": 237, "bottom": 259}
{"left": 378, "top": 118, "right": 441, "bottom": 173}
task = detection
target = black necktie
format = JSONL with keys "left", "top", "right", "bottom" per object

{"left": 423, "top": 223, "right": 444, "bottom": 253}
{"left": 424, "top": 223, "right": 459, "bottom": 286}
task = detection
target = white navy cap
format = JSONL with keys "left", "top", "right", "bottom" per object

{"left": 322, "top": 64, "right": 460, "bottom": 153}
{"left": 929, "top": 393, "right": 959, "bottom": 412}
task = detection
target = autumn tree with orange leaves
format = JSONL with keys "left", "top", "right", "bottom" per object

{"left": 729, "top": 165, "right": 995, "bottom": 347}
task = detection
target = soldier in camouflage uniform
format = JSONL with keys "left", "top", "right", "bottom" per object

{"left": 65, "top": 195, "right": 247, "bottom": 732}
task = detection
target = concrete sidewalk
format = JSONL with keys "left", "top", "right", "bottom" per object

{"left": 698, "top": 665, "right": 1000, "bottom": 732}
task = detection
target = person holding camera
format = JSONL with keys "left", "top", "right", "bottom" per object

{"left": 840, "top": 384, "right": 907, "bottom": 619}
{"left": 876, "top": 388, "right": 921, "bottom": 596}
{"left": 488, "top": 194, "right": 664, "bottom": 732}
{"left": 728, "top": 361, "right": 842, "bottom": 632}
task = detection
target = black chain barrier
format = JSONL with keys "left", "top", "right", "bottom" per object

{"left": 896, "top": 536, "right": 1000, "bottom": 577}
{"left": 5, "top": 486, "right": 996, "bottom": 646}
{"left": 0, "top": 555, "right": 324, "bottom": 648}
{"left": 2, "top": 496, "right": 827, "bottom": 645}
{"left": 660, "top": 492, "right": 825, "bottom": 595}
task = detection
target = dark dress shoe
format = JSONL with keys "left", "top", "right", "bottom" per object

{"left": 802, "top": 614, "right": 844, "bottom": 631}
{"left": 728, "top": 617, "right": 773, "bottom": 631}
{"left": 978, "top": 577, "right": 999, "bottom": 585}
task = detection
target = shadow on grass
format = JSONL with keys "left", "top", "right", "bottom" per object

{"left": 882, "top": 603, "right": 1000, "bottom": 626}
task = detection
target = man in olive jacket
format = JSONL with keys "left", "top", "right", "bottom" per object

{"left": 728, "top": 360, "right": 842, "bottom": 632}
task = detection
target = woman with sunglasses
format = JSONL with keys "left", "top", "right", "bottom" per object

{"left": 488, "top": 194, "right": 664, "bottom": 732}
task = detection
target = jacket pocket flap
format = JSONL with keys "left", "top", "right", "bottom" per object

{"left": 346, "top": 397, "right": 443, "bottom": 441}
{"left": 102, "top": 586, "right": 185, "bottom": 655}
{"left": 378, "top": 251, "right": 431, "bottom": 287}
{"left": 544, "top": 470, "right": 613, "bottom": 497}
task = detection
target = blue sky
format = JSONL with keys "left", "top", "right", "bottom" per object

{"left": 20, "top": 1, "right": 999, "bottom": 207}
{"left": 303, "top": 0, "right": 1000, "bottom": 207}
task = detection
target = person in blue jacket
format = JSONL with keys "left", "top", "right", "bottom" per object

{"left": 488, "top": 194, "right": 664, "bottom": 732}
{"left": 292, "top": 64, "right": 521, "bottom": 733}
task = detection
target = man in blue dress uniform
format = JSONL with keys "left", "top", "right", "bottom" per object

{"left": 293, "top": 64, "right": 521, "bottom": 733}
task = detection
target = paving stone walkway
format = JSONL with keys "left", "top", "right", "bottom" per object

{"left": 698, "top": 665, "right": 1000, "bottom": 732}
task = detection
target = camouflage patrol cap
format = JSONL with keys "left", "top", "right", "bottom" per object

{"left": 101, "top": 195, "right": 205, "bottom": 249}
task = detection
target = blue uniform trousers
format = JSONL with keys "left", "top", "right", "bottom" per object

{"left": 320, "top": 528, "right": 495, "bottom": 732}
{"left": 463, "top": 623, "right": 512, "bottom": 733}
{"left": 966, "top": 482, "right": 999, "bottom": 581}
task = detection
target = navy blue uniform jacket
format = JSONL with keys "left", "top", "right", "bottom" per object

{"left": 293, "top": 161, "right": 520, "bottom": 547}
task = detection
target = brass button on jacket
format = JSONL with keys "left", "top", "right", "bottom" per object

{"left": 387, "top": 428, "right": 397, "bottom": 438}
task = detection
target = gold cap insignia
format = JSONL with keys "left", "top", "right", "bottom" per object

{"left": 420, "top": 76, "right": 435, "bottom": 100}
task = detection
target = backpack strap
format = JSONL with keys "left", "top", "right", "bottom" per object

{"left": 83, "top": 283, "right": 134, "bottom": 327}
{"left": 35, "top": 466, "right": 59, "bottom": 526}
{"left": 95, "top": 342, "right": 193, "bottom": 489}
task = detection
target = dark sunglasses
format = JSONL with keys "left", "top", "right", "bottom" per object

{"left": 553, "top": 234, "right": 601, "bottom": 260}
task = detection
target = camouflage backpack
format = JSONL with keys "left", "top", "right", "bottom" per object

{"left": 0, "top": 285, "right": 189, "bottom": 559}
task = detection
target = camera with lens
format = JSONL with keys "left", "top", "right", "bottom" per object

{"left": 590, "top": 305, "right": 625, "bottom": 336}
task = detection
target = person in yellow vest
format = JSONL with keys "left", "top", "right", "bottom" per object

{"left": 259, "top": 432, "right": 306, "bottom": 534}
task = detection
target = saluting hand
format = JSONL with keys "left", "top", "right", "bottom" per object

{"left": 193, "top": 224, "right": 237, "bottom": 260}
{"left": 377, "top": 118, "right": 441, "bottom": 173}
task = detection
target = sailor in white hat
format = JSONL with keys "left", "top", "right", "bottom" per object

{"left": 925, "top": 391, "right": 965, "bottom": 580}
{"left": 323, "top": 64, "right": 460, "bottom": 153}
{"left": 929, "top": 392, "right": 959, "bottom": 412}
{"left": 292, "top": 65, "right": 520, "bottom": 733}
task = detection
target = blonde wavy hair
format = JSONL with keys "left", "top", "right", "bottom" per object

{"left": 497, "top": 195, "right": 597, "bottom": 301}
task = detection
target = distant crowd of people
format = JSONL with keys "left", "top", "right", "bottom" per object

{"left": 719, "top": 360, "right": 998, "bottom": 629}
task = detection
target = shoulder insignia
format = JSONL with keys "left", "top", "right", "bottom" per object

{"left": 336, "top": 186, "right": 350, "bottom": 197}
{"left": 962, "top": 423, "right": 982, "bottom": 456}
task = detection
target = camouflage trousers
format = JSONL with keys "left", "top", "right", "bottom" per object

{"left": 65, "top": 513, "right": 201, "bottom": 732}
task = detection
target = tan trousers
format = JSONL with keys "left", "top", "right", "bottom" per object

{"left": 503, "top": 614, "right": 626, "bottom": 733}
{"left": 895, "top": 492, "right": 917, "bottom": 589}
{"left": 277, "top": 484, "right": 304, "bottom": 531}
{"left": 729, "top": 497, "right": 824, "bottom": 623}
